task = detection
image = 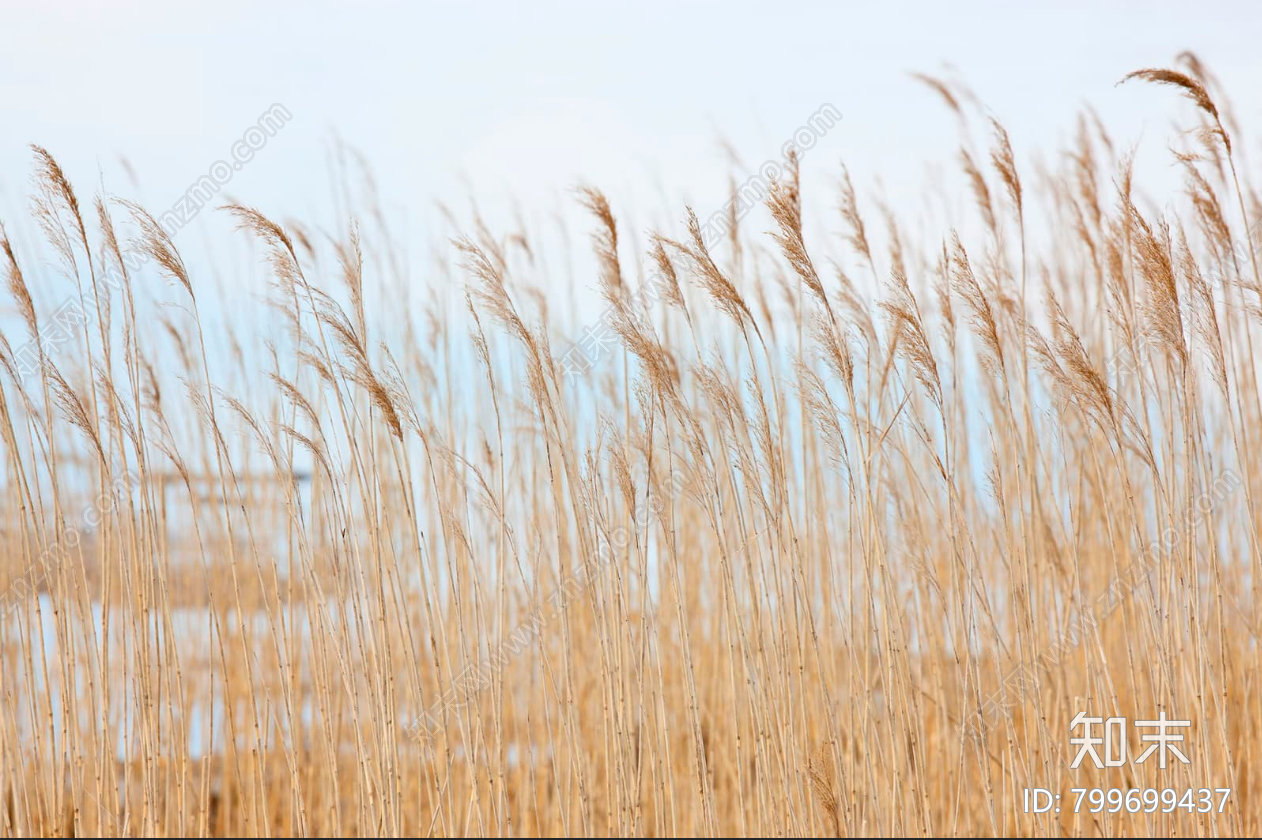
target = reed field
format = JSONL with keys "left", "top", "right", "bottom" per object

{"left": 3, "top": 57, "right": 1262, "bottom": 837}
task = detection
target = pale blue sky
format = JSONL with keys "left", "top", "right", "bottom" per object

{"left": 2, "top": 0, "right": 1260, "bottom": 324}
{"left": 0, "top": 0, "right": 1257, "bottom": 520}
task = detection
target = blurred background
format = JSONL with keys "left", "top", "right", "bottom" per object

{"left": 3, "top": 0, "right": 1261, "bottom": 324}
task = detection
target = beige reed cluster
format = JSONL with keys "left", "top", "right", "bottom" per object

{"left": 0, "top": 58, "right": 1260, "bottom": 837}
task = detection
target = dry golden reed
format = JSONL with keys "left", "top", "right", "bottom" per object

{"left": 0, "top": 59, "right": 1260, "bottom": 839}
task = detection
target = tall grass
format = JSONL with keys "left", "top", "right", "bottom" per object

{"left": 0, "top": 59, "right": 1260, "bottom": 836}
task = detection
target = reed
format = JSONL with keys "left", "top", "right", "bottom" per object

{"left": 0, "top": 59, "right": 1259, "bottom": 837}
